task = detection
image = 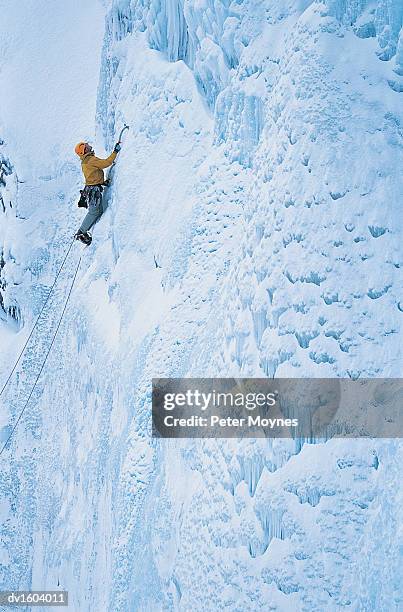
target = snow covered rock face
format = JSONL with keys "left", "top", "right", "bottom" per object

{"left": 1, "top": 0, "right": 402, "bottom": 610}
{"left": 0, "top": 147, "right": 21, "bottom": 330}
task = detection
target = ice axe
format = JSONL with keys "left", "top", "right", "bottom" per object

{"left": 105, "top": 124, "right": 130, "bottom": 184}
{"left": 117, "top": 123, "right": 130, "bottom": 146}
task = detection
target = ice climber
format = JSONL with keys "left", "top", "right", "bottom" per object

{"left": 74, "top": 141, "right": 121, "bottom": 245}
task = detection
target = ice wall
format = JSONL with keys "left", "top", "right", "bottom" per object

{"left": 92, "top": 0, "right": 402, "bottom": 608}
{"left": 98, "top": 0, "right": 401, "bottom": 380}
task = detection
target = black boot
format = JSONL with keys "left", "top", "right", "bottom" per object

{"left": 75, "top": 231, "right": 92, "bottom": 246}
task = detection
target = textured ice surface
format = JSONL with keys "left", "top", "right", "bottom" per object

{"left": 0, "top": 0, "right": 402, "bottom": 610}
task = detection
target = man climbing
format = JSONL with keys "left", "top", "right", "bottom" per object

{"left": 74, "top": 141, "right": 121, "bottom": 245}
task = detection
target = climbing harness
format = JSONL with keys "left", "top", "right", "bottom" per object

{"left": 0, "top": 252, "right": 82, "bottom": 457}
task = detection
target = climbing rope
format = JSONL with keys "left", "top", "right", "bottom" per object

{"left": 0, "top": 253, "right": 82, "bottom": 457}
{"left": 0, "top": 238, "right": 76, "bottom": 398}
{"left": 0, "top": 125, "right": 129, "bottom": 453}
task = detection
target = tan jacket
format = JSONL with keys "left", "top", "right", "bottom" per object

{"left": 79, "top": 150, "right": 117, "bottom": 185}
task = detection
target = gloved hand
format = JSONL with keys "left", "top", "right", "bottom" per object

{"left": 114, "top": 142, "right": 121, "bottom": 153}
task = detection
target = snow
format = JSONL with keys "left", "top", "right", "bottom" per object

{"left": 0, "top": 0, "right": 402, "bottom": 610}
{"left": 0, "top": 0, "right": 105, "bottom": 177}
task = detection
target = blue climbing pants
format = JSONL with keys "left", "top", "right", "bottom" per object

{"left": 79, "top": 185, "right": 104, "bottom": 233}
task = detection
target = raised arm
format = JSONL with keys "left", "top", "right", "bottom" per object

{"left": 91, "top": 150, "right": 117, "bottom": 169}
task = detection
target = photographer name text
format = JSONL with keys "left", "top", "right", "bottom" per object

{"left": 163, "top": 415, "right": 298, "bottom": 429}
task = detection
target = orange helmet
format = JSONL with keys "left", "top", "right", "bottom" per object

{"left": 75, "top": 142, "right": 89, "bottom": 156}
